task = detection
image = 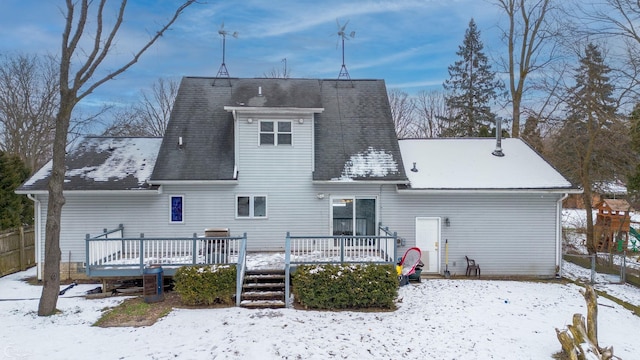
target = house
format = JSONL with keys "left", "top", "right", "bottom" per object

{"left": 17, "top": 77, "right": 580, "bottom": 281}
{"left": 563, "top": 180, "right": 628, "bottom": 209}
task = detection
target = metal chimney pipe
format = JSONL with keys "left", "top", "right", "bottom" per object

{"left": 492, "top": 120, "right": 504, "bottom": 157}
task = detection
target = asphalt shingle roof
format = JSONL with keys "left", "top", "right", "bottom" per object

{"left": 151, "top": 77, "right": 408, "bottom": 183}
{"left": 17, "top": 137, "right": 162, "bottom": 192}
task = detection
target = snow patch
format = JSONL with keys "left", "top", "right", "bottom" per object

{"left": 333, "top": 147, "right": 398, "bottom": 181}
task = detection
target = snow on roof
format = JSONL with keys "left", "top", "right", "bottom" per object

{"left": 20, "top": 137, "right": 162, "bottom": 192}
{"left": 398, "top": 138, "right": 574, "bottom": 190}
{"left": 331, "top": 147, "right": 399, "bottom": 181}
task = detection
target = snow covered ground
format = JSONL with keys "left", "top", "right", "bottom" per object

{"left": 1, "top": 262, "right": 639, "bottom": 359}
{"left": 2, "top": 210, "right": 640, "bottom": 359}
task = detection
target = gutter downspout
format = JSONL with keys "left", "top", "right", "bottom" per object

{"left": 556, "top": 193, "right": 569, "bottom": 278}
{"left": 27, "top": 194, "right": 42, "bottom": 280}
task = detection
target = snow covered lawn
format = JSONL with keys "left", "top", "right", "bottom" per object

{"left": 1, "top": 265, "right": 640, "bottom": 359}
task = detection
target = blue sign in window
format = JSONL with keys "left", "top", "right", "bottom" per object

{"left": 171, "top": 196, "right": 183, "bottom": 222}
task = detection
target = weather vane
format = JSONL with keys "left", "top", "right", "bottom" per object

{"left": 335, "top": 19, "right": 355, "bottom": 80}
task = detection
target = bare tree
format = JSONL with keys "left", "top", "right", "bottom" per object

{"left": 494, "top": 0, "right": 559, "bottom": 138}
{"left": 388, "top": 89, "right": 416, "bottom": 139}
{"left": 263, "top": 58, "right": 292, "bottom": 79}
{"left": 137, "top": 77, "right": 178, "bottom": 136}
{"left": 39, "top": 0, "right": 197, "bottom": 316}
{"left": 413, "top": 89, "right": 450, "bottom": 138}
{"left": 571, "top": 0, "right": 640, "bottom": 104}
{"left": 0, "top": 54, "right": 58, "bottom": 172}
{"left": 104, "top": 77, "right": 178, "bottom": 137}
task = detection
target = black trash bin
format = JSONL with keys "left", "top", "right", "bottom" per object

{"left": 143, "top": 265, "right": 164, "bottom": 303}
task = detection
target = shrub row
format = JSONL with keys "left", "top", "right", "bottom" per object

{"left": 173, "top": 265, "right": 236, "bottom": 306}
{"left": 292, "top": 263, "right": 398, "bottom": 310}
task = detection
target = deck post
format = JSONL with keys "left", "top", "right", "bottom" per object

{"left": 393, "top": 232, "right": 398, "bottom": 262}
{"left": 85, "top": 234, "right": 90, "bottom": 276}
{"left": 236, "top": 233, "right": 247, "bottom": 307}
{"left": 139, "top": 233, "right": 145, "bottom": 274}
{"left": 192, "top": 233, "right": 198, "bottom": 265}
{"left": 285, "top": 232, "right": 291, "bottom": 308}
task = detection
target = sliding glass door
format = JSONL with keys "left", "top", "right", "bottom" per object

{"left": 331, "top": 197, "right": 376, "bottom": 236}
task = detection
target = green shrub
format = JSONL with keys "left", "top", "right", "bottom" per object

{"left": 173, "top": 265, "right": 236, "bottom": 306}
{"left": 292, "top": 263, "right": 398, "bottom": 310}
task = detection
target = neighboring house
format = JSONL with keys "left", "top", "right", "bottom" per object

{"left": 563, "top": 180, "right": 628, "bottom": 209}
{"left": 17, "top": 77, "right": 580, "bottom": 280}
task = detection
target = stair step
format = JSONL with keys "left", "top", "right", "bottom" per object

{"left": 245, "top": 269, "right": 285, "bottom": 276}
{"left": 243, "top": 282, "right": 285, "bottom": 290}
{"left": 242, "top": 291, "right": 284, "bottom": 301}
{"left": 240, "top": 299, "right": 286, "bottom": 309}
{"left": 245, "top": 274, "right": 285, "bottom": 282}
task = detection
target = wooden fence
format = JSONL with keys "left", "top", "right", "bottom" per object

{"left": 0, "top": 226, "right": 36, "bottom": 277}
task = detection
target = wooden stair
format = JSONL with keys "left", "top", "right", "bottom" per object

{"left": 240, "top": 269, "right": 286, "bottom": 309}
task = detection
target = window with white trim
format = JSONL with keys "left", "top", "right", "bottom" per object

{"left": 236, "top": 195, "right": 267, "bottom": 218}
{"left": 170, "top": 195, "right": 184, "bottom": 223}
{"left": 260, "top": 120, "right": 292, "bottom": 146}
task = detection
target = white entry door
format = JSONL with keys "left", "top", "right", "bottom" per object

{"left": 415, "top": 217, "right": 440, "bottom": 273}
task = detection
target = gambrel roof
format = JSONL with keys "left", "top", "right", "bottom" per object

{"left": 150, "top": 77, "right": 408, "bottom": 183}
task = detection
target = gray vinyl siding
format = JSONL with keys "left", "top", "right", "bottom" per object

{"left": 232, "top": 112, "right": 319, "bottom": 250}
{"left": 379, "top": 188, "right": 562, "bottom": 277}
{"left": 36, "top": 193, "right": 168, "bottom": 264}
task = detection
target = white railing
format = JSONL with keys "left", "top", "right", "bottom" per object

{"left": 85, "top": 230, "right": 246, "bottom": 276}
{"left": 286, "top": 234, "right": 397, "bottom": 264}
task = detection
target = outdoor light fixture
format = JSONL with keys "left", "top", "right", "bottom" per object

{"left": 445, "top": 217, "right": 450, "bottom": 227}
{"left": 247, "top": 118, "right": 253, "bottom": 123}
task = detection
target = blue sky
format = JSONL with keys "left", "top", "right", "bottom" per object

{"left": 0, "top": 0, "right": 505, "bottom": 111}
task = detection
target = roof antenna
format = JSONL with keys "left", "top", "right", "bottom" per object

{"left": 335, "top": 19, "right": 355, "bottom": 84}
{"left": 492, "top": 119, "right": 505, "bottom": 157}
{"left": 213, "top": 22, "right": 238, "bottom": 86}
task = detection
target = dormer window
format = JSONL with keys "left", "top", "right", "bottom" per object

{"left": 260, "top": 120, "right": 292, "bottom": 146}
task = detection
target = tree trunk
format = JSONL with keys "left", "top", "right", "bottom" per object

{"left": 37, "top": 99, "right": 73, "bottom": 316}
{"left": 555, "top": 285, "right": 614, "bottom": 360}
{"left": 583, "top": 182, "right": 596, "bottom": 254}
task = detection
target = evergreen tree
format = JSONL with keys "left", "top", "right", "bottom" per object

{"left": 442, "top": 18, "right": 504, "bottom": 137}
{"left": 550, "top": 43, "right": 628, "bottom": 254}
{"left": 0, "top": 151, "right": 33, "bottom": 230}
{"left": 626, "top": 103, "right": 640, "bottom": 203}
{"left": 521, "top": 115, "right": 544, "bottom": 153}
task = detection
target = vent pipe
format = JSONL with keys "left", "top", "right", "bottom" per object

{"left": 492, "top": 120, "right": 504, "bottom": 157}
{"left": 258, "top": 86, "right": 263, "bottom": 96}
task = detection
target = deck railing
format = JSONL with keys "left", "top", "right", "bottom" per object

{"left": 85, "top": 229, "right": 247, "bottom": 277}
{"left": 284, "top": 231, "right": 397, "bottom": 307}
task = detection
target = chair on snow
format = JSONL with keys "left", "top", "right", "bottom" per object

{"left": 465, "top": 256, "right": 480, "bottom": 277}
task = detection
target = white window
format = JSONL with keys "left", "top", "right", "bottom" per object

{"left": 236, "top": 195, "right": 267, "bottom": 218}
{"left": 170, "top": 195, "right": 184, "bottom": 224}
{"left": 260, "top": 120, "right": 292, "bottom": 146}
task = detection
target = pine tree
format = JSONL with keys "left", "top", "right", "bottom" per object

{"left": 442, "top": 18, "right": 504, "bottom": 137}
{"left": 551, "top": 43, "right": 626, "bottom": 254}
{"left": 521, "top": 115, "right": 544, "bottom": 153}
{"left": 626, "top": 103, "right": 640, "bottom": 203}
{"left": 0, "top": 151, "right": 33, "bottom": 230}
